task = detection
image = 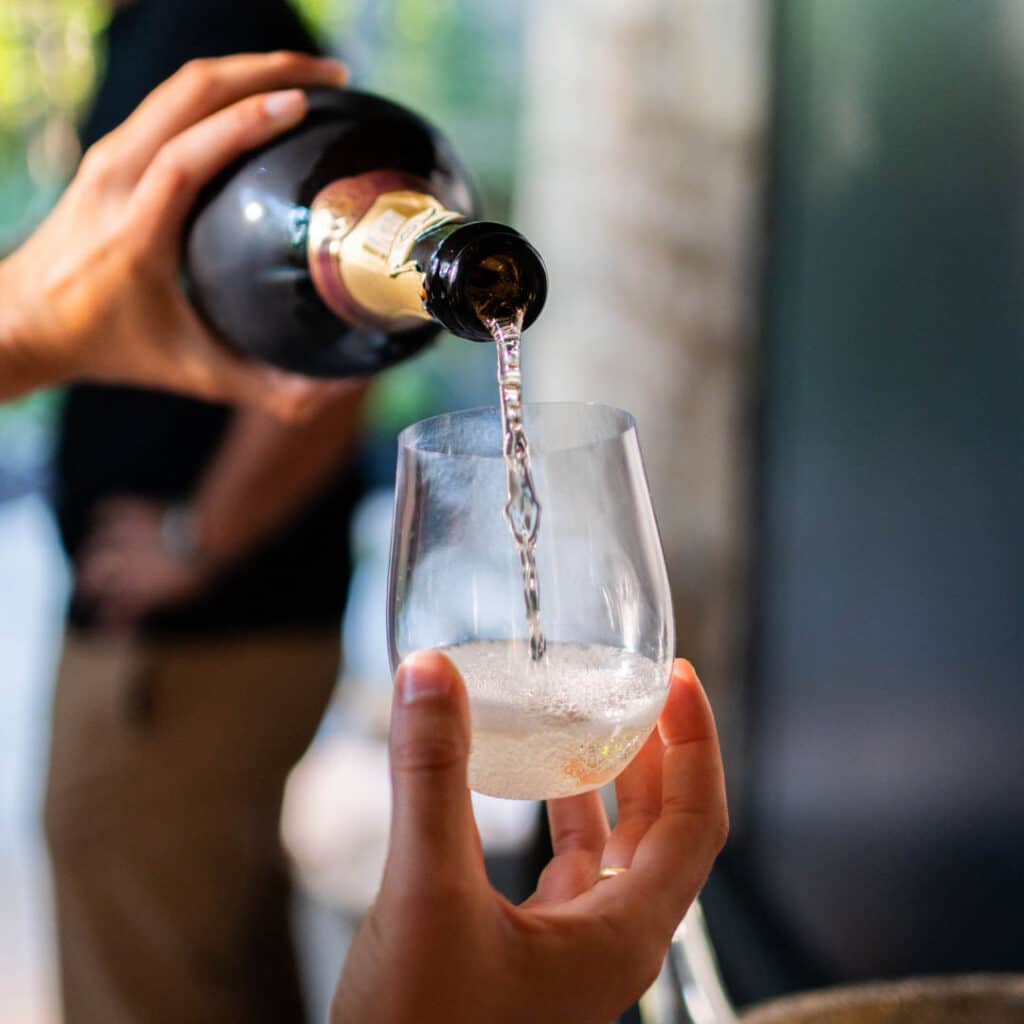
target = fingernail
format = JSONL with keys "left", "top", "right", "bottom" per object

{"left": 264, "top": 89, "right": 306, "bottom": 121}
{"left": 397, "top": 650, "right": 453, "bottom": 704}
{"left": 317, "top": 57, "right": 349, "bottom": 84}
{"left": 674, "top": 658, "right": 700, "bottom": 683}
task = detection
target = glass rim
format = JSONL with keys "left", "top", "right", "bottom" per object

{"left": 397, "top": 401, "right": 638, "bottom": 459}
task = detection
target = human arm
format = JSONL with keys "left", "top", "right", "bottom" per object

{"left": 76, "top": 383, "right": 370, "bottom": 627}
{"left": 190, "top": 383, "right": 370, "bottom": 567}
{"left": 0, "top": 51, "right": 348, "bottom": 417}
{"left": 332, "top": 653, "right": 729, "bottom": 1024}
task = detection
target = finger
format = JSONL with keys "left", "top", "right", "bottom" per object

{"left": 234, "top": 365, "right": 368, "bottom": 422}
{"left": 130, "top": 89, "right": 311, "bottom": 251}
{"left": 384, "top": 651, "right": 485, "bottom": 892}
{"left": 83, "top": 508, "right": 153, "bottom": 548}
{"left": 627, "top": 660, "right": 728, "bottom": 925}
{"left": 115, "top": 303, "right": 360, "bottom": 420}
{"left": 95, "top": 593, "right": 146, "bottom": 631}
{"left": 75, "top": 547, "right": 123, "bottom": 599}
{"left": 107, "top": 52, "right": 347, "bottom": 182}
{"left": 81, "top": 524, "right": 133, "bottom": 557}
{"left": 186, "top": 351, "right": 366, "bottom": 422}
{"left": 90, "top": 497, "right": 152, "bottom": 523}
{"left": 656, "top": 660, "right": 728, "bottom": 832}
{"left": 600, "top": 724, "right": 664, "bottom": 871}
{"left": 525, "top": 791, "right": 610, "bottom": 906}
{"left": 88, "top": 505, "right": 156, "bottom": 543}
{"left": 549, "top": 790, "right": 610, "bottom": 859}
{"left": 567, "top": 661, "right": 728, "bottom": 939}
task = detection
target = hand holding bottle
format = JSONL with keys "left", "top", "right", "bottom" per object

{"left": 0, "top": 52, "right": 352, "bottom": 416}
{"left": 332, "top": 652, "right": 729, "bottom": 1024}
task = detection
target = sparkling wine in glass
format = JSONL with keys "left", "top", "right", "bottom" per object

{"left": 387, "top": 402, "right": 675, "bottom": 801}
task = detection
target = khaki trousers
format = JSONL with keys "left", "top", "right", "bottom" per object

{"left": 43, "top": 627, "right": 341, "bottom": 1024}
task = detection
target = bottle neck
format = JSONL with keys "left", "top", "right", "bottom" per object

{"left": 307, "top": 174, "right": 547, "bottom": 341}
{"left": 415, "top": 222, "right": 548, "bottom": 341}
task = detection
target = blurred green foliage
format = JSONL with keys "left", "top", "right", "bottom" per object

{"left": 0, "top": 389, "right": 60, "bottom": 429}
{"left": 0, "top": 0, "right": 105, "bottom": 250}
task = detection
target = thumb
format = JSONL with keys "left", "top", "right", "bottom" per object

{"left": 228, "top": 363, "right": 365, "bottom": 422}
{"left": 386, "top": 651, "right": 482, "bottom": 887}
{"left": 186, "top": 334, "right": 355, "bottom": 422}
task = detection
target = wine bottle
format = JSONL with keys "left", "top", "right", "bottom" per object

{"left": 185, "top": 87, "right": 547, "bottom": 377}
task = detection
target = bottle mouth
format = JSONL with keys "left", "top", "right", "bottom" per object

{"left": 424, "top": 222, "right": 548, "bottom": 341}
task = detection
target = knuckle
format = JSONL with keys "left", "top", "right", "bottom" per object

{"left": 270, "top": 388, "right": 318, "bottom": 422}
{"left": 180, "top": 57, "right": 213, "bottom": 81}
{"left": 267, "top": 49, "right": 300, "bottom": 70}
{"left": 707, "top": 795, "right": 730, "bottom": 855}
{"left": 177, "top": 58, "right": 215, "bottom": 98}
{"left": 713, "top": 807, "right": 730, "bottom": 854}
{"left": 125, "top": 238, "right": 160, "bottom": 280}
{"left": 618, "top": 799, "right": 659, "bottom": 833}
{"left": 79, "top": 139, "right": 115, "bottom": 183}
{"left": 265, "top": 394, "right": 305, "bottom": 422}
{"left": 213, "top": 97, "right": 271, "bottom": 145}
{"left": 635, "top": 944, "right": 665, "bottom": 995}
{"left": 391, "top": 734, "right": 463, "bottom": 775}
{"left": 233, "top": 95, "right": 272, "bottom": 132}
{"left": 619, "top": 933, "right": 666, "bottom": 998}
{"left": 149, "top": 144, "right": 189, "bottom": 193}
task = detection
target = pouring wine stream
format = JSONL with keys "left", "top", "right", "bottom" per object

{"left": 488, "top": 309, "right": 546, "bottom": 661}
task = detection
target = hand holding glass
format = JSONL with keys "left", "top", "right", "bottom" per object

{"left": 388, "top": 403, "right": 674, "bottom": 800}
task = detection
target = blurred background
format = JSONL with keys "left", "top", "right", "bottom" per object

{"left": 1, "top": 0, "right": 1022, "bottom": 1020}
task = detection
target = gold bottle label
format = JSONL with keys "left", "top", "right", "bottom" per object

{"left": 308, "top": 171, "right": 465, "bottom": 331}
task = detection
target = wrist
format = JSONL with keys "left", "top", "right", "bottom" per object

{"left": 164, "top": 500, "right": 246, "bottom": 574}
{"left": 0, "top": 254, "right": 71, "bottom": 399}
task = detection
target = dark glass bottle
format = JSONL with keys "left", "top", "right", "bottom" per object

{"left": 185, "top": 88, "right": 547, "bottom": 377}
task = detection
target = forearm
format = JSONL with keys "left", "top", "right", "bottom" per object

{"left": 191, "top": 382, "right": 370, "bottom": 568}
{"left": 0, "top": 333, "right": 57, "bottom": 402}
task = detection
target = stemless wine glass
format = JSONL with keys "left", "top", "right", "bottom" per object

{"left": 387, "top": 402, "right": 674, "bottom": 802}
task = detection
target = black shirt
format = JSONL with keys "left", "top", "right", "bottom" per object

{"left": 57, "top": 0, "right": 361, "bottom": 635}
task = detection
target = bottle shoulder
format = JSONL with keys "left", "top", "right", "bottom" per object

{"left": 209, "top": 88, "right": 476, "bottom": 213}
